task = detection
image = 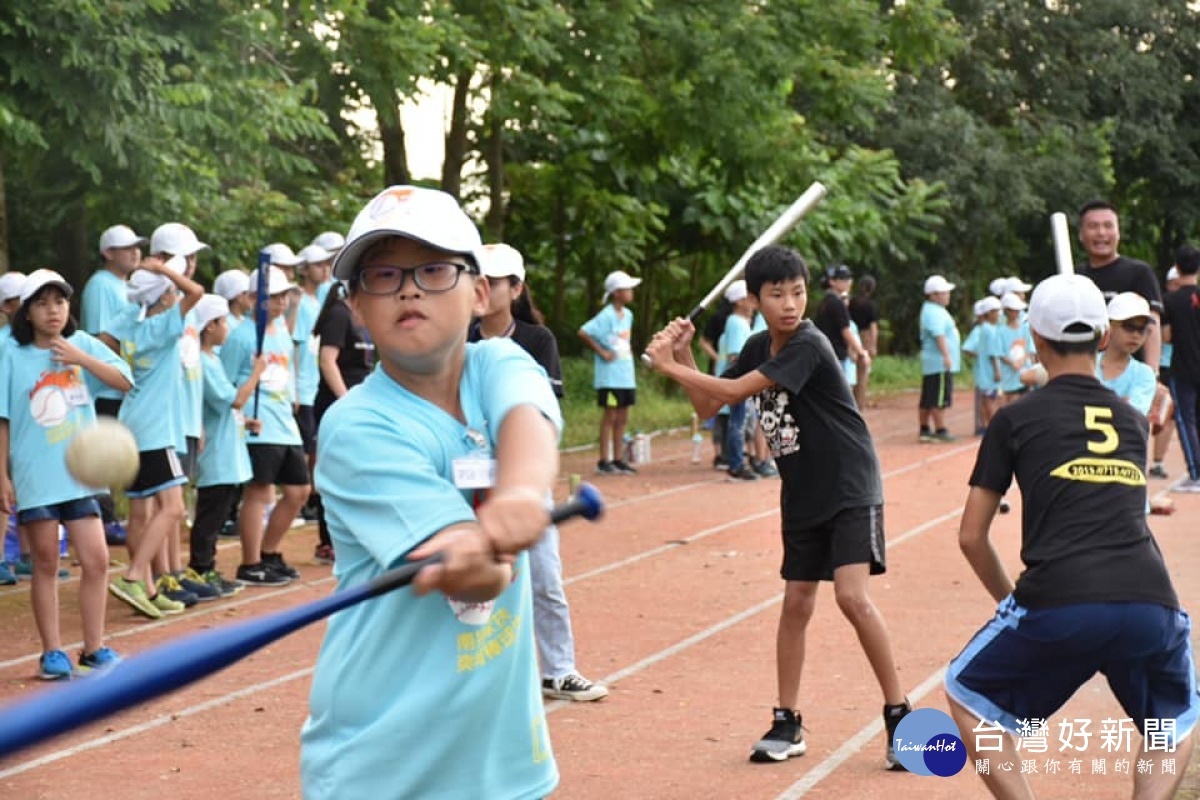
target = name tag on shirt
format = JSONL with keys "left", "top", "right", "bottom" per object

{"left": 452, "top": 455, "right": 496, "bottom": 489}
{"left": 64, "top": 385, "right": 90, "bottom": 407}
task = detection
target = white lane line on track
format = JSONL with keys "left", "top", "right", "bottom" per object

{"left": 0, "top": 437, "right": 978, "bottom": 776}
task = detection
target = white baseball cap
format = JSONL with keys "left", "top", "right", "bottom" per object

{"left": 725, "top": 279, "right": 748, "bottom": 304}
{"left": 479, "top": 243, "right": 526, "bottom": 282}
{"left": 1106, "top": 291, "right": 1152, "bottom": 322}
{"left": 1003, "top": 277, "right": 1033, "bottom": 294}
{"left": 98, "top": 224, "right": 147, "bottom": 254}
{"left": 1001, "top": 292, "right": 1027, "bottom": 311}
{"left": 1027, "top": 274, "right": 1108, "bottom": 343}
{"left": 978, "top": 296, "right": 1002, "bottom": 314}
{"left": 193, "top": 294, "right": 231, "bottom": 332}
{"left": 262, "top": 243, "right": 304, "bottom": 268}
{"left": 0, "top": 271, "right": 26, "bottom": 302}
{"left": 1167, "top": 266, "right": 1180, "bottom": 282}
{"left": 312, "top": 231, "right": 346, "bottom": 253}
{"left": 126, "top": 269, "right": 174, "bottom": 307}
{"left": 332, "top": 186, "right": 482, "bottom": 281}
{"left": 213, "top": 270, "right": 251, "bottom": 301}
{"left": 603, "top": 270, "right": 642, "bottom": 301}
{"left": 19, "top": 269, "right": 73, "bottom": 305}
{"left": 924, "top": 275, "right": 955, "bottom": 295}
{"left": 248, "top": 265, "right": 298, "bottom": 297}
{"left": 297, "top": 244, "right": 334, "bottom": 266}
{"left": 988, "top": 277, "right": 1008, "bottom": 297}
{"left": 150, "top": 222, "right": 208, "bottom": 257}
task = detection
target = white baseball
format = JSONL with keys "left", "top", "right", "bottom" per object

{"left": 64, "top": 418, "right": 140, "bottom": 490}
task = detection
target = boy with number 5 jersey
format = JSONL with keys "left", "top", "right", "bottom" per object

{"left": 301, "top": 186, "right": 561, "bottom": 800}
{"left": 946, "top": 274, "right": 1197, "bottom": 800}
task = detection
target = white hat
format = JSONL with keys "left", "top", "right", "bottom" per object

{"left": 332, "top": 186, "right": 482, "bottom": 281}
{"left": 479, "top": 243, "right": 526, "bottom": 282}
{"left": 603, "top": 270, "right": 642, "bottom": 301}
{"left": 312, "top": 231, "right": 346, "bottom": 253}
{"left": 978, "top": 296, "right": 1002, "bottom": 314}
{"left": 924, "top": 275, "right": 955, "bottom": 295}
{"left": 1003, "top": 277, "right": 1033, "bottom": 294}
{"left": 1167, "top": 266, "right": 1180, "bottom": 282}
{"left": 248, "top": 265, "right": 298, "bottom": 296}
{"left": 262, "top": 243, "right": 304, "bottom": 268}
{"left": 150, "top": 222, "right": 208, "bottom": 257}
{"left": 1001, "top": 292, "right": 1027, "bottom": 311}
{"left": 988, "top": 277, "right": 1008, "bottom": 297}
{"left": 193, "top": 294, "right": 230, "bottom": 332}
{"left": 725, "top": 279, "right": 748, "bottom": 304}
{"left": 0, "top": 271, "right": 26, "bottom": 302}
{"left": 297, "top": 244, "right": 334, "bottom": 266}
{"left": 126, "top": 269, "right": 174, "bottom": 307}
{"left": 19, "top": 269, "right": 73, "bottom": 305}
{"left": 1027, "top": 274, "right": 1108, "bottom": 343}
{"left": 972, "top": 299, "right": 986, "bottom": 317}
{"left": 1106, "top": 291, "right": 1152, "bottom": 322}
{"left": 98, "top": 224, "right": 147, "bottom": 254}
{"left": 213, "top": 270, "right": 250, "bottom": 301}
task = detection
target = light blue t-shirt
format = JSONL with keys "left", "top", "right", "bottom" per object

{"left": 1163, "top": 342, "right": 1173, "bottom": 370}
{"left": 843, "top": 319, "right": 861, "bottom": 386}
{"left": 964, "top": 322, "right": 1000, "bottom": 392}
{"left": 178, "top": 309, "right": 204, "bottom": 450}
{"left": 293, "top": 292, "right": 321, "bottom": 406}
{"left": 80, "top": 269, "right": 134, "bottom": 401}
{"left": 994, "top": 320, "right": 1035, "bottom": 393}
{"left": 301, "top": 339, "right": 561, "bottom": 800}
{"left": 110, "top": 305, "right": 186, "bottom": 452}
{"left": 1098, "top": 353, "right": 1157, "bottom": 416}
{"left": 197, "top": 351, "right": 252, "bottom": 488}
{"left": 0, "top": 332, "right": 132, "bottom": 510}
{"left": 716, "top": 314, "right": 755, "bottom": 415}
{"left": 219, "top": 316, "right": 301, "bottom": 446}
{"left": 919, "top": 301, "right": 961, "bottom": 375}
{"left": 580, "top": 304, "right": 635, "bottom": 389}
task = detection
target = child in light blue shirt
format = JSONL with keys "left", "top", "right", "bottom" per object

{"left": 0, "top": 270, "right": 133, "bottom": 678}
{"left": 579, "top": 270, "right": 641, "bottom": 474}
{"left": 300, "top": 185, "right": 561, "bottom": 800}
{"left": 918, "top": 275, "right": 961, "bottom": 441}
{"left": 963, "top": 296, "right": 1002, "bottom": 434}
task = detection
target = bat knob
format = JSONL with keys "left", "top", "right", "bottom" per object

{"left": 640, "top": 353, "right": 654, "bottom": 367}
{"left": 572, "top": 483, "right": 604, "bottom": 520}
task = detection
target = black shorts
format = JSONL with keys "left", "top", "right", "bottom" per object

{"left": 597, "top": 388, "right": 636, "bottom": 409}
{"left": 295, "top": 405, "right": 317, "bottom": 455}
{"left": 1159, "top": 366, "right": 1172, "bottom": 386}
{"left": 127, "top": 448, "right": 187, "bottom": 499}
{"left": 178, "top": 436, "right": 200, "bottom": 481}
{"left": 781, "top": 504, "right": 886, "bottom": 582}
{"left": 248, "top": 444, "right": 311, "bottom": 487}
{"left": 94, "top": 397, "right": 122, "bottom": 418}
{"left": 919, "top": 372, "right": 953, "bottom": 410}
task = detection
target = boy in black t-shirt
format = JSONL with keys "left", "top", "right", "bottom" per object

{"left": 644, "top": 245, "right": 911, "bottom": 770}
{"left": 946, "top": 273, "right": 1197, "bottom": 799}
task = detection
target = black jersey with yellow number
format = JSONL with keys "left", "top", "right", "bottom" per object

{"left": 969, "top": 374, "right": 1178, "bottom": 610}
{"left": 724, "top": 323, "right": 883, "bottom": 529}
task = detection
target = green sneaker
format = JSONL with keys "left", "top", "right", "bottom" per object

{"left": 150, "top": 587, "right": 186, "bottom": 616}
{"left": 198, "top": 568, "right": 243, "bottom": 597}
{"left": 109, "top": 577, "right": 163, "bottom": 620}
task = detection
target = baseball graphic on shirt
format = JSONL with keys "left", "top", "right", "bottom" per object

{"left": 447, "top": 597, "right": 496, "bottom": 626}
{"left": 260, "top": 354, "right": 290, "bottom": 394}
{"left": 30, "top": 386, "right": 69, "bottom": 428}
{"left": 1009, "top": 342, "right": 1027, "bottom": 369}
{"left": 179, "top": 327, "right": 201, "bottom": 371}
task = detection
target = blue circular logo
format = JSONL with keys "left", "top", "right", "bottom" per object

{"left": 892, "top": 708, "right": 968, "bottom": 776}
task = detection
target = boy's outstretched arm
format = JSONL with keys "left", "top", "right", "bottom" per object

{"left": 645, "top": 318, "right": 771, "bottom": 420}
{"left": 958, "top": 486, "right": 1013, "bottom": 602}
{"left": 484, "top": 404, "right": 560, "bottom": 556}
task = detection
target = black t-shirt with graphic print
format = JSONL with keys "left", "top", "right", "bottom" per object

{"left": 1079, "top": 256, "right": 1164, "bottom": 314}
{"left": 969, "top": 374, "right": 1178, "bottom": 610}
{"left": 723, "top": 323, "right": 882, "bottom": 529}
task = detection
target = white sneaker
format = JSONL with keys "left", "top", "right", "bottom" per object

{"left": 542, "top": 673, "right": 609, "bottom": 702}
{"left": 1171, "top": 478, "right": 1200, "bottom": 494}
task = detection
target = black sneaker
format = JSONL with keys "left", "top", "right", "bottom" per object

{"left": 236, "top": 562, "right": 291, "bottom": 586}
{"left": 218, "top": 519, "right": 240, "bottom": 539}
{"left": 175, "top": 570, "right": 221, "bottom": 603}
{"left": 155, "top": 574, "right": 200, "bottom": 607}
{"left": 596, "top": 460, "right": 618, "bottom": 475}
{"left": 263, "top": 552, "right": 300, "bottom": 579}
{"left": 728, "top": 466, "right": 760, "bottom": 481}
{"left": 542, "top": 672, "right": 609, "bottom": 702}
{"left": 1149, "top": 464, "right": 1170, "bottom": 480}
{"left": 611, "top": 459, "right": 638, "bottom": 475}
{"left": 750, "top": 708, "right": 806, "bottom": 763}
{"left": 884, "top": 701, "right": 912, "bottom": 770}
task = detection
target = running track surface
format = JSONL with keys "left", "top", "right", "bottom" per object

{"left": 0, "top": 391, "right": 1196, "bottom": 799}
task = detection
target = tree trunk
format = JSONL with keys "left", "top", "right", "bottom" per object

{"left": 442, "top": 67, "right": 473, "bottom": 200}
{"left": 483, "top": 76, "right": 505, "bottom": 241}
{"left": 371, "top": 88, "right": 411, "bottom": 187}
{"left": 57, "top": 201, "right": 89, "bottom": 292}
{"left": 0, "top": 158, "right": 8, "bottom": 274}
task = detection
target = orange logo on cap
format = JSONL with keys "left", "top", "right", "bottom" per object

{"left": 368, "top": 187, "right": 417, "bottom": 221}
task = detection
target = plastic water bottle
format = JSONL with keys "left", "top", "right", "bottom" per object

{"left": 690, "top": 413, "right": 704, "bottom": 463}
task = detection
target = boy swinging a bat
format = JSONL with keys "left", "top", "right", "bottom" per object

{"left": 644, "top": 244, "right": 911, "bottom": 770}
{"left": 301, "top": 186, "right": 562, "bottom": 800}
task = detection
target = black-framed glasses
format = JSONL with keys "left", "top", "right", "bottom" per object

{"left": 356, "top": 262, "right": 474, "bottom": 295}
{"left": 1119, "top": 320, "right": 1150, "bottom": 334}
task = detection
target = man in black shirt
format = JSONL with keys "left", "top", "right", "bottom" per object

{"left": 1077, "top": 199, "right": 1164, "bottom": 371}
{"left": 644, "top": 245, "right": 910, "bottom": 771}
{"left": 945, "top": 273, "right": 1197, "bottom": 799}
{"left": 1163, "top": 245, "right": 1200, "bottom": 492}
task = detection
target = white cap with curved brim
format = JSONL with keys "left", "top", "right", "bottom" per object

{"left": 725, "top": 280, "right": 748, "bottom": 304}
{"left": 99, "top": 225, "right": 148, "bottom": 254}
{"left": 1003, "top": 277, "right": 1033, "bottom": 294}
{"left": 1001, "top": 292, "right": 1027, "bottom": 311}
{"left": 479, "top": 243, "right": 526, "bottom": 282}
{"left": 924, "top": 275, "right": 955, "bottom": 294}
{"left": 603, "top": 270, "right": 642, "bottom": 302}
{"left": 1167, "top": 266, "right": 1180, "bottom": 282}
{"left": 213, "top": 270, "right": 251, "bottom": 301}
{"left": 248, "top": 266, "right": 299, "bottom": 297}
{"left": 1107, "top": 291, "right": 1152, "bottom": 322}
{"left": 332, "top": 186, "right": 482, "bottom": 281}
{"left": 978, "top": 296, "right": 1002, "bottom": 314}
{"left": 193, "top": 294, "right": 231, "bottom": 332}
{"left": 0, "top": 271, "right": 27, "bottom": 302}
{"left": 19, "top": 269, "right": 73, "bottom": 305}
{"left": 312, "top": 231, "right": 346, "bottom": 253}
{"left": 1027, "top": 274, "right": 1108, "bottom": 343}
{"left": 262, "top": 243, "right": 304, "bottom": 268}
{"left": 151, "top": 222, "right": 208, "bottom": 257}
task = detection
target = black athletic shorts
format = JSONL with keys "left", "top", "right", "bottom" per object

{"left": 919, "top": 372, "right": 953, "bottom": 410}
{"left": 781, "top": 504, "right": 886, "bottom": 582}
{"left": 295, "top": 405, "right": 317, "bottom": 455}
{"left": 596, "top": 388, "right": 636, "bottom": 408}
{"left": 248, "top": 444, "right": 311, "bottom": 487}
{"left": 127, "top": 448, "right": 187, "bottom": 499}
